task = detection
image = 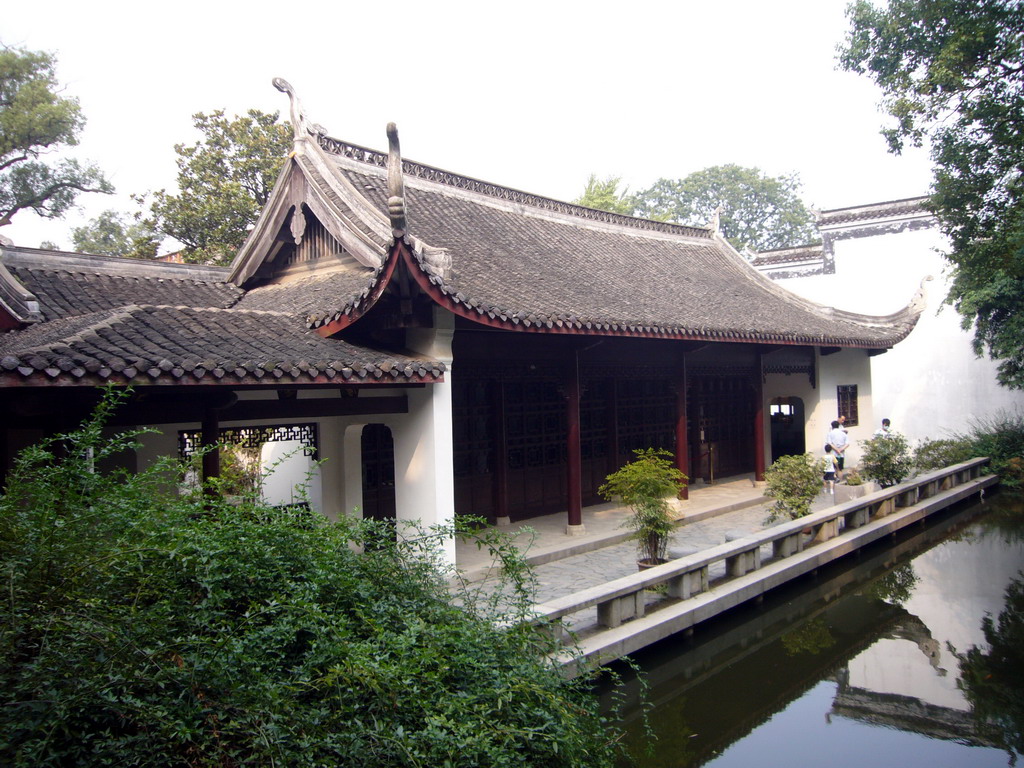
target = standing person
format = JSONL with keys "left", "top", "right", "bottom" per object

{"left": 874, "top": 418, "right": 892, "bottom": 438}
{"left": 826, "top": 419, "right": 849, "bottom": 481}
{"left": 823, "top": 444, "right": 838, "bottom": 495}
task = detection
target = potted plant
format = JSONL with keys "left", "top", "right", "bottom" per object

{"left": 599, "top": 448, "right": 687, "bottom": 568}
{"left": 834, "top": 468, "right": 879, "bottom": 503}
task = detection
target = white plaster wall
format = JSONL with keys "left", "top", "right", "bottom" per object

{"left": 260, "top": 439, "right": 321, "bottom": 511}
{"left": 391, "top": 379, "right": 456, "bottom": 563}
{"left": 814, "top": 348, "right": 874, "bottom": 468}
{"left": 767, "top": 222, "right": 1023, "bottom": 444}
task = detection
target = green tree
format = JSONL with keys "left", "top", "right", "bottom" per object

{"left": 71, "top": 209, "right": 161, "bottom": 259}
{"left": 0, "top": 44, "right": 111, "bottom": 229}
{"left": 0, "top": 392, "right": 622, "bottom": 767}
{"left": 632, "top": 164, "right": 818, "bottom": 251}
{"left": 573, "top": 174, "right": 636, "bottom": 215}
{"left": 147, "top": 109, "right": 291, "bottom": 266}
{"left": 839, "top": 0, "right": 1024, "bottom": 389}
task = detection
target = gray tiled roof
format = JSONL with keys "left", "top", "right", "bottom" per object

{"left": 321, "top": 152, "right": 919, "bottom": 348}
{"left": 0, "top": 304, "right": 444, "bottom": 385}
{"left": 234, "top": 266, "right": 379, "bottom": 319}
{"left": 2, "top": 247, "right": 242, "bottom": 320}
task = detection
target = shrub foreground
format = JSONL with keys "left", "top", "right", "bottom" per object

{"left": 0, "top": 397, "right": 620, "bottom": 766}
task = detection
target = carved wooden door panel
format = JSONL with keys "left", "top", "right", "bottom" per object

{"left": 504, "top": 380, "right": 567, "bottom": 519}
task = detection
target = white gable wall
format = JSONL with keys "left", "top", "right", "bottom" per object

{"left": 760, "top": 206, "right": 1023, "bottom": 445}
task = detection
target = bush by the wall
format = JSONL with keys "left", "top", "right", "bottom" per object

{"left": 915, "top": 410, "right": 1024, "bottom": 488}
{"left": 0, "top": 393, "right": 622, "bottom": 767}
{"left": 860, "top": 433, "right": 913, "bottom": 488}
{"left": 913, "top": 437, "right": 975, "bottom": 472}
{"left": 957, "top": 411, "right": 1024, "bottom": 488}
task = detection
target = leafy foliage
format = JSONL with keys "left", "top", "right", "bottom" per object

{"left": 0, "top": 44, "right": 111, "bottom": 229}
{"left": 573, "top": 174, "right": 635, "bottom": 215}
{"left": 763, "top": 452, "right": 822, "bottom": 522}
{"left": 844, "top": 468, "right": 864, "bottom": 486}
{"left": 0, "top": 392, "right": 621, "bottom": 767}
{"left": 839, "top": 0, "right": 1024, "bottom": 388}
{"left": 146, "top": 109, "right": 291, "bottom": 266}
{"left": 860, "top": 433, "right": 913, "bottom": 488}
{"left": 953, "top": 410, "right": 1024, "bottom": 488}
{"left": 913, "top": 437, "right": 974, "bottom": 472}
{"left": 599, "top": 448, "right": 686, "bottom": 564}
{"left": 71, "top": 209, "right": 161, "bottom": 259}
{"left": 631, "top": 164, "right": 818, "bottom": 251}
{"left": 957, "top": 575, "right": 1024, "bottom": 758}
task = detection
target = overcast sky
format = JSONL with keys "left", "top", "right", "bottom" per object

{"left": 4, "top": 0, "right": 934, "bottom": 252}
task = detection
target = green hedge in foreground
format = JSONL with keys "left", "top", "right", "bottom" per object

{"left": 0, "top": 394, "right": 621, "bottom": 767}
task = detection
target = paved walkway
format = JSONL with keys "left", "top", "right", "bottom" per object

{"left": 456, "top": 475, "right": 842, "bottom": 609}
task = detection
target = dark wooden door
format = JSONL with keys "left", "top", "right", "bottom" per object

{"left": 361, "top": 424, "right": 395, "bottom": 522}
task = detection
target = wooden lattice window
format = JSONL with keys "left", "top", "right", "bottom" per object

{"left": 837, "top": 385, "right": 859, "bottom": 426}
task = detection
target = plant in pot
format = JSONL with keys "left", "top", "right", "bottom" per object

{"left": 599, "top": 448, "right": 687, "bottom": 568}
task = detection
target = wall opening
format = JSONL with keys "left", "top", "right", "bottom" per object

{"left": 770, "top": 397, "right": 806, "bottom": 462}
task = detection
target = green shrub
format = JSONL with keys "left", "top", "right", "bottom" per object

{"left": 0, "top": 392, "right": 622, "bottom": 767}
{"left": 913, "top": 437, "right": 975, "bottom": 472}
{"left": 599, "top": 448, "right": 686, "bottom": 564}
{"left": 764, "top": 453, "right": 821, "bottom": 523}
{"left": 861, "top": 433, "right": 913, "bottom": 488}
{"left": 956, "top": 410, "right": 1024, "bottom": 488}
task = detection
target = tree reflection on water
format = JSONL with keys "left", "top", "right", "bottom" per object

{"left": 958, "top": 573, "right": 1024, "bottom": 763}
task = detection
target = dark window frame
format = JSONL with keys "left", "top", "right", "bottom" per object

{"left": 837, "top": 385, "right": 859, "bottom": 426}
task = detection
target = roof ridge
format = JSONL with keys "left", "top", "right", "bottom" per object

{"left": 316, "top": 134, "right": 714, "bottom": 240}
{"left": 2, "top": 247, "right": 232, "bottom": 282}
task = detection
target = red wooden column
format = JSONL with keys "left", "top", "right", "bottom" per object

{"left": 565, "top": 361, "right": 584, "bottom": 533}
{"left": 675, "top": 360, "right": 690, "bottom": 500}
{"left": 754, "top": 355, "right": 766, "bottom": 481}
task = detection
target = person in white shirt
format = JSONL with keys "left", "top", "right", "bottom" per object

{"left": 826, "top": 420, "right": 849, "bottom": 480}
{"left": 874, "top": 418, "right": 893, "bottom": 438}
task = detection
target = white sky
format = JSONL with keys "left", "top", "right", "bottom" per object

{"left": 3, "top": 0, "right": 935, "bottom": 251}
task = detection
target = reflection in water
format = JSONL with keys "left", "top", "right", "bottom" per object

{"left": 607, "top": 492, "right": 1024, "bottom": 767}
{"left": 957, "top": 575, "right": 1024, "bottom": 759}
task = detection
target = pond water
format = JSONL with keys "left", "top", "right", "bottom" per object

{"left": 604, "top": 491, "right": 1024, "bottom": 767}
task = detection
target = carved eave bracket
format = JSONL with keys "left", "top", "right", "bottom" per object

{"left": 387, "top": 123, "right": 407, "bottom": 237}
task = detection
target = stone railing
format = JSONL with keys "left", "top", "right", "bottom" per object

{"left": 529, "top": 458, "right": 992, "bottom": 640}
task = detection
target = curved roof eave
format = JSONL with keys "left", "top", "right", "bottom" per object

{"left": 280, "top": 124, "right": 922, "bottom": 351}
{"left": 396, "top": 240, "right": 920, "bottom": 349}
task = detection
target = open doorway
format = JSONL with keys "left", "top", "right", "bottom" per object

{"left": 361, "top": 423, "right": 396, "bottom": 523}
{"left": 770, "top": 397, "right": 806, "bottom": 463}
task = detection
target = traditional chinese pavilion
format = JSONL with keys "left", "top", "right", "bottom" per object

{"left": 0, "top": 81, "right": 924, "bottom": 560}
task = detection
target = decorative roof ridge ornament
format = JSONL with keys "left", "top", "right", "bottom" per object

{"left": 272, "top": 78, "right": 327, "bottom": 143}
{"left": 707, "top": 204, "right": 725, "bottom": 235}
{"left": 909, "top": 274, "right": 934, "bottom": 314}
{"left": 386, "top": 122, "right": 407, "bottom": 237}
